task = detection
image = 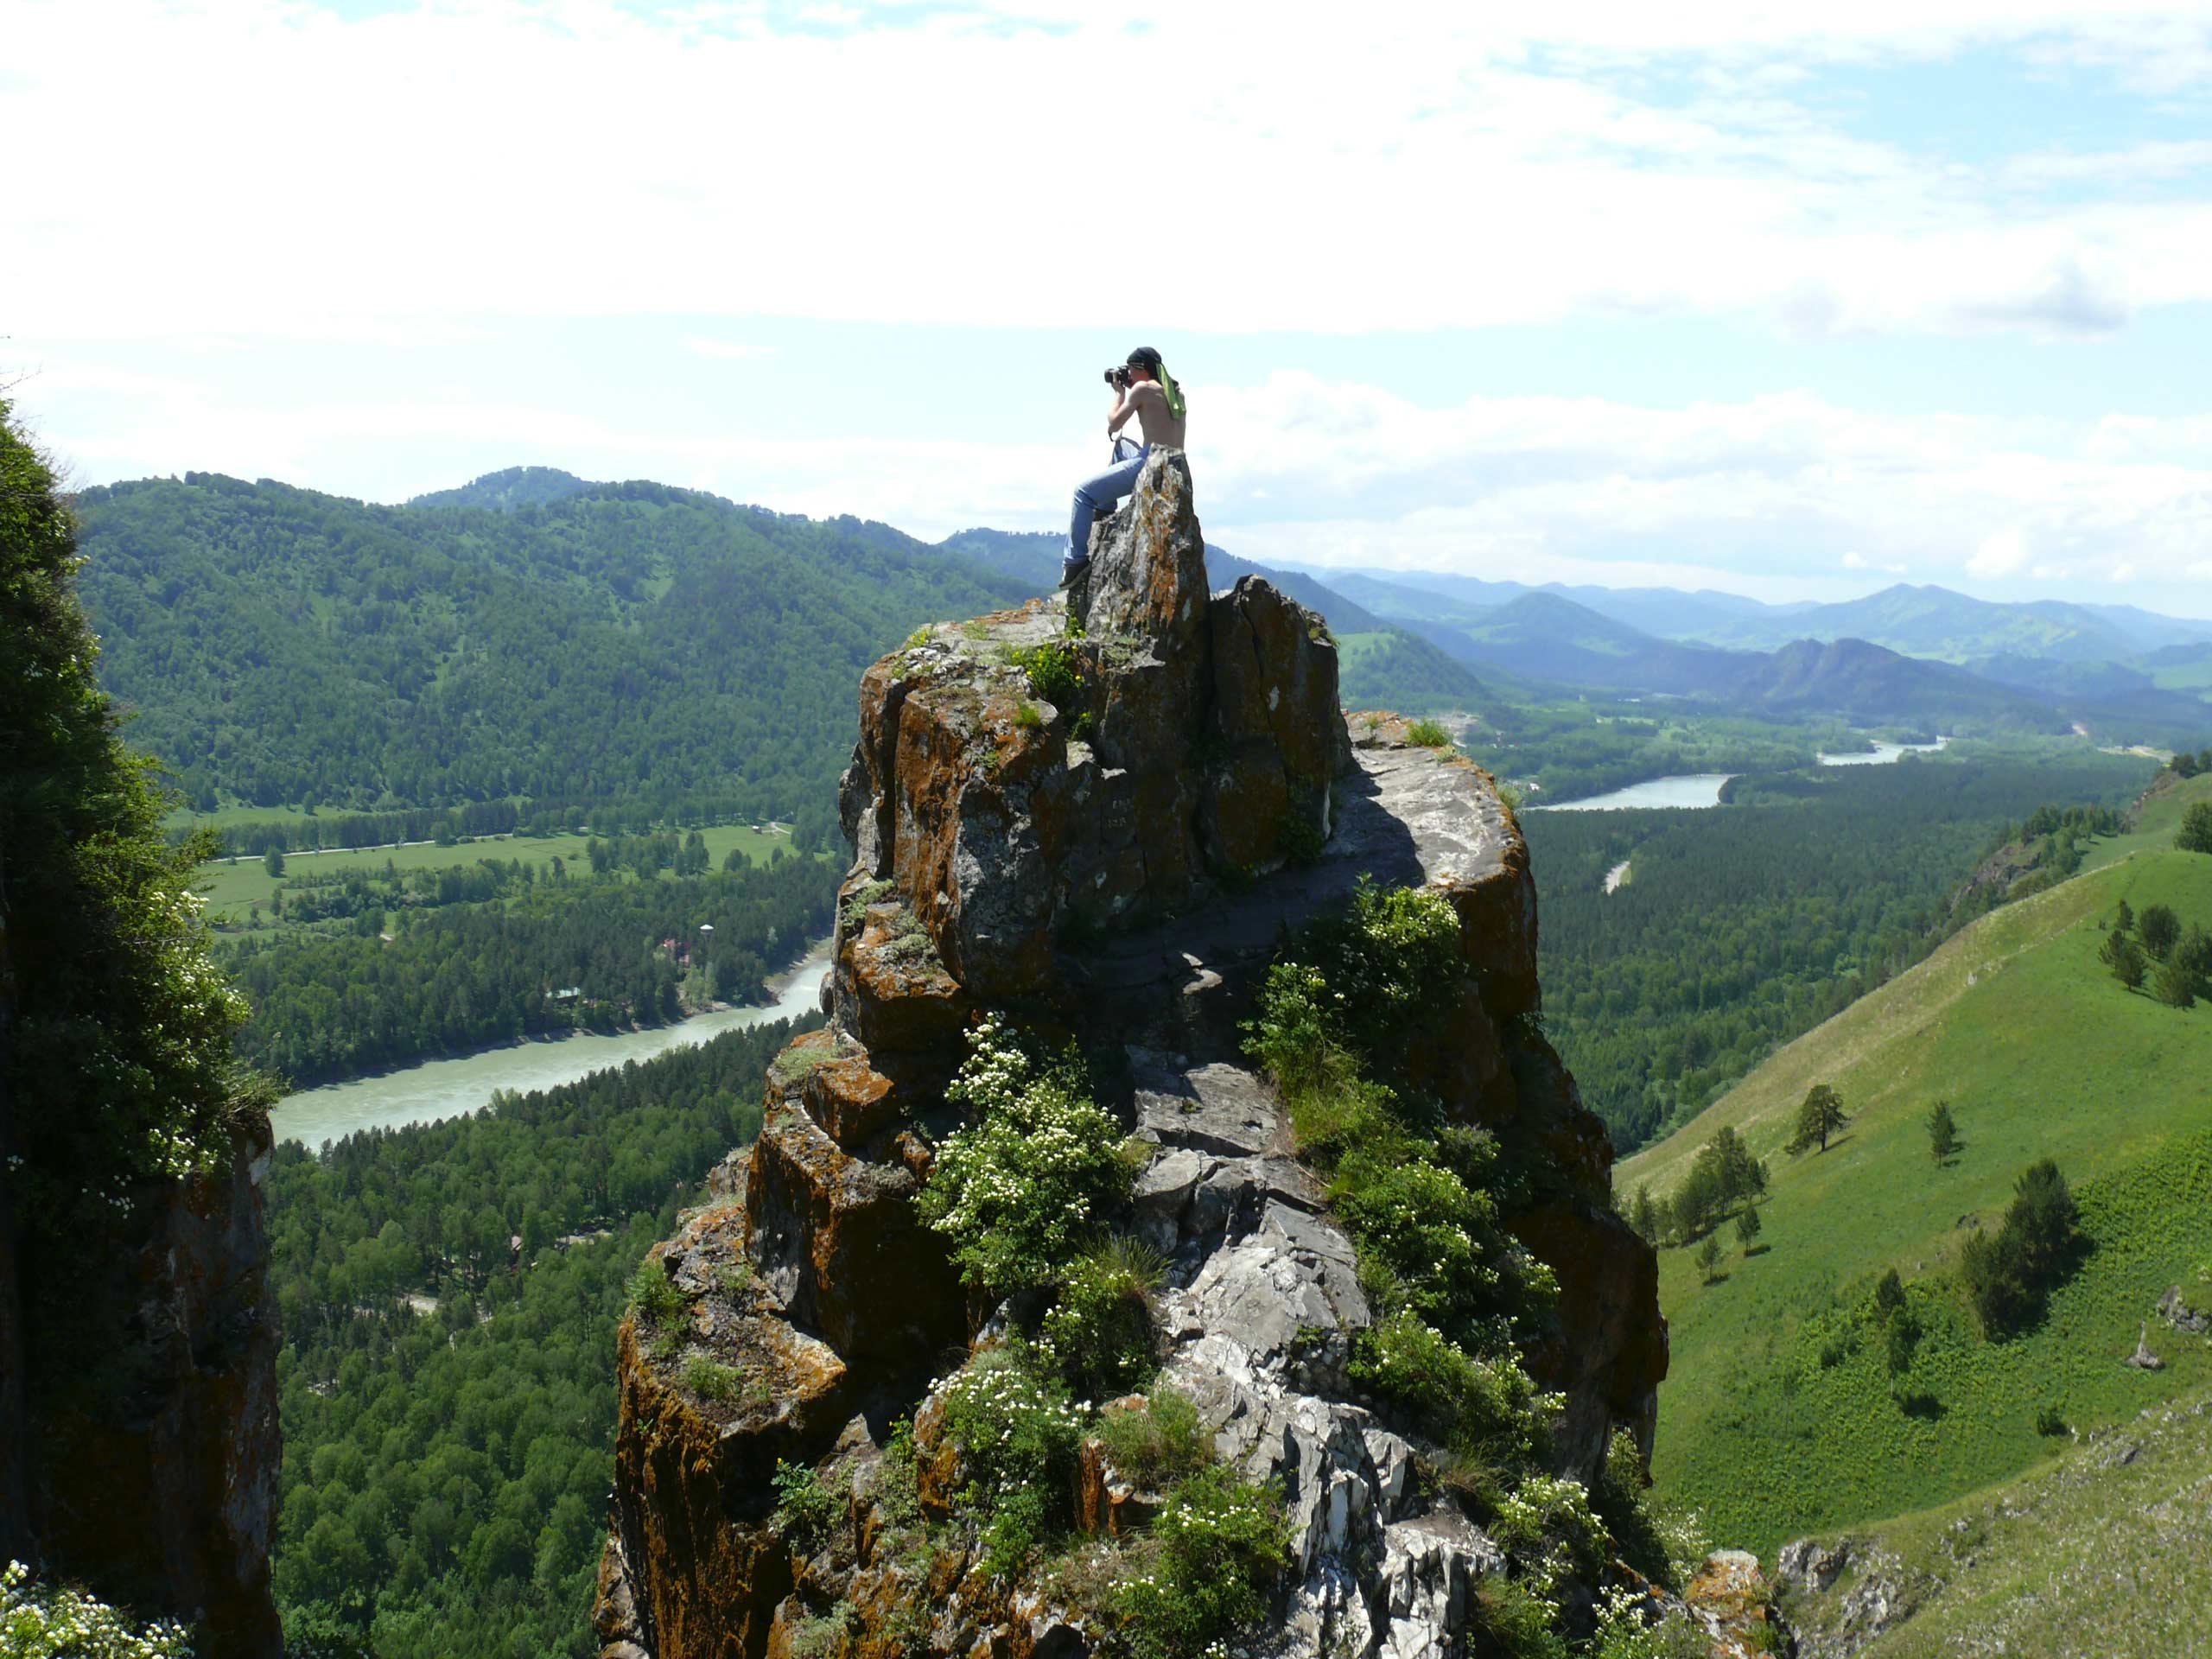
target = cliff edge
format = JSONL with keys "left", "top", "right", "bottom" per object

{"left": 594, "top": 450, "right": 1667, "bottom": 1659}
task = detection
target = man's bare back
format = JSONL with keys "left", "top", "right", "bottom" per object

{"left": 1109, "top": 378, "right": 1186, "bottom": 449}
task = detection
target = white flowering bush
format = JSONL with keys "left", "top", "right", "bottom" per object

{"left": 936, "top": 1344, "right": 1086, "bottom": 1577}
{"left": 1491, "top": 1473, "right": 1609, "bottom": 1597}
{"left": 1111, "top": 1465, "right": 1290, "bottom": 1659}
{"left": 1589, "top": 1585, "right": 1710, "bottom": 1659}
{"left": 918, "top": 1017, "right": 1130, "bottom": 1300}
{"left": 0, "top": 1561, "right": 194, "bottom": 1658}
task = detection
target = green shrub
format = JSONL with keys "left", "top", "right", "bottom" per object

{"left": 840, "top": 876, "right": 893, "bottom": 933}
{"left": 1008, "top": 641, "right": 1082, "bottom": 710}
{"left": 1351, "top": 1310, "right": 1544, "bottom": 1465}
{"left": 1406, "top": 717, "right": 1452, "bottom": 749}
{"left": 1590, "top": 1429, "right": 1707, "bottom": 1593}
{"left": 1244, "top": 879, "right": 1461, "bottom": 1090}
{"left": 918, "top": 1017, "right": 1132, "bottom": 1300}
{"left": 772, "top": 1459, "right": 838, "bottom": 1549}
{"left": 789, "top": 1601, "right": 857, "bottom": 1659}
{"left": 0, "top": 1562, "right": 194, "bottom": 1658}
{"left": 1469, "top": 1578, "right": 1570, "bottom": 1659}
{"left": 1093, "top": 1389, "right": 1210, "bottom": 1492}
{"left": 682, "top": 1353, "right": 744, "bottom": 1402}
{"left": 2034, "top": 1402, "right": 2068, "bottom": 1437}
{"left": 627, "top": 1261, "right": 685, "bottom": 1329}
{"left": 1112, "top": 1465, "right": 1290, "bottom": 1659}
{"left": 1332, "top": 1148, "right": 1514, "bottom": 1342}
{"left": 1491, "top": 1472, "right": 1609, "bottom": 1597}
{"left": 1039, "top": 1236, "right": 1162, "bottom": 1400}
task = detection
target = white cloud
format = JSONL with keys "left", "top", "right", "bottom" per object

{"left": 7, "top": 1, "right": 2212, "bottom": 342}
{"left": 683, "top": 337, "right": 776, "bottom": 360}
{"left": 1969, "top": 528, "right": 2031, "bottom": 576}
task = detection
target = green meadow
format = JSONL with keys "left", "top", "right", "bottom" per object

{"left": 1784, "top": 1376, "right": 2212, "bottom": 1658}
{"left": 196, "top": 822, "right": 793, "bottom": 927}
{"left": 1619, "top": 821, "right": 2212, "bottom": 1554}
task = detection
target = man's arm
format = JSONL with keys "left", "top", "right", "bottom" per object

{"left": 1108, "top": 382, "right": 1159, "bottom": 436}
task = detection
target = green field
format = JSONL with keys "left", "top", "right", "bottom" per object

{"left": 197, "top": 823, "right": 792, "bottom": 927}
{"left": 1619, "top": 826, "right": 2212, "bottom": 1554}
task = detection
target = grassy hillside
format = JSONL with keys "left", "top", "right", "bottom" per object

{"left": 1618, "top": 834, "right": 2212, "bottom": 1553}
{"left": 1782, "top": 1378, "right": 2212, "bottom": 1658}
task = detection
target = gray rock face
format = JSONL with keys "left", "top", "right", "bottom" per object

{"left": 1775, "top": 1537, "right": 1849, "bottom": 1596}
{"left": 1130, "top": 1053, "right": 1502, "bottom": 1659}
{"left": 2158, "top": 1282, "right": 2209, "bottom": 1335}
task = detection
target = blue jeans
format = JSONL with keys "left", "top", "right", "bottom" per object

{"left": 1066, "top": 441, "right": 1149, "bottom": 569}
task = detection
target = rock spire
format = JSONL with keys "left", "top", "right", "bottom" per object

{"left": 594, "top": 448, "right": 1666, "bottom": 1659}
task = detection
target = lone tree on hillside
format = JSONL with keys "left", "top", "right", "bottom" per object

{"left": 1927, "top": 1100, "right": 1959, "bottom": 1163}
{"left": 2139, "top": 903, "right": 2181, "bottom": 961}
{"left": 2113, "top": 898, "right": 2135, "bottom": 935}
{"left": 1734, "top": 1205, "right": 1763, "bottom": 1255}
{"left": 2179, "top": 802, "right": 2212, "bottom": 855}
{"left": 1787, "top": 1083, "right": 1849, "bottom": 1155}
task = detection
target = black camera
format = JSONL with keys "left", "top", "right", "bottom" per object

{"left": 1103, "top": 365, "right": 1131, "bottom": 389}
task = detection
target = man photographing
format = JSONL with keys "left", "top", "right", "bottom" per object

{"left": 1061, "top": 346, "right": 1187, "bottom": 585}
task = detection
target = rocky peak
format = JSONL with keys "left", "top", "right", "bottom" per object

{"left": 594, "top": 452, "right": 1667, "bottom": 1659}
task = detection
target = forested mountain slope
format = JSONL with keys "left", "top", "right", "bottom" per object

{"left": 72, "top": 474, "right": 1030, "bottom": 817}
{"left": 1615, "top": 787, "right": 2212, "bottom": 1558}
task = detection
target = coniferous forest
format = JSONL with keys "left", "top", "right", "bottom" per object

{"left": 72, "top": 474, "right": 1030, "bottom": 821}
{"left": 224, "top": 854, "right": 837, "bottom": 1084}
{"left": 1526, "top": 751, "right": 2153, "bottom": 1152}
{"left": 267, "top": 1017, "right": 812, "bottom": 1659}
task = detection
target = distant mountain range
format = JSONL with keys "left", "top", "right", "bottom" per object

{"left": 201, "top": 467, "right": 2207, "bottom": 750}
{"left": 1277, "top": 561, "right": 2212, "bottom": 742}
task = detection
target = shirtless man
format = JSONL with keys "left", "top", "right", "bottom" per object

{"left": 1061, "top": 346, "right": 1187, "bottom": 585}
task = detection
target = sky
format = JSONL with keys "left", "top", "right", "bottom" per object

{"left": 6, "top": 0, "right": 2212, "bottom": 611}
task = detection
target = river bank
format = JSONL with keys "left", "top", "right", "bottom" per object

{"left": 270, "top": 938, "right": 832, "bottom": 1149}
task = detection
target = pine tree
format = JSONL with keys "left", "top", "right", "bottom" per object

{"left": 2153, "top": 953, "right": 2197, "bottom": 1010}
{"left": 2139, "top": 903, "right": 2181, "bottom": 961}
{"left": 2115, "top": 898, "right": 2135, "bottom": 935}
{"left": 1733, "top": 1205, "right": 1762, "bottom": 1255}
{"left": 2111, "top": 935, "right": 2147, "bottom": 993}
{"left": 1787, "top": 1083, "right": 1848, "bottom": 1155}
{"left": 1628, "top": 1184, "right": 1658, "bottom": 1243}
{"left": 1927, "top": 1100, "right": 1959, "bottom": 1162}
{"left": 1696, "top": 1235, "right": 1723, "bottom": 1285}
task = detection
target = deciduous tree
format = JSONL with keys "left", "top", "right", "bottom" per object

{"left": 1787, "top": 1084, "right": 1848, "bottom": 1155}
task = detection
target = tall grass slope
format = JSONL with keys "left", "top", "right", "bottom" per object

{"left": 1618, "top": 777, "right": 2212, "bottom": 1553}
